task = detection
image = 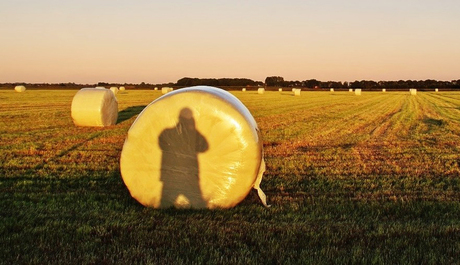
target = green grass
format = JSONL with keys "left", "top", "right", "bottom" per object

{"left": 1, "top": 89, "right": 460, "bottom": 264}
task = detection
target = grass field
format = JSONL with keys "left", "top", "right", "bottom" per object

{"left": 1, "top": 89, "right": 460, "bottom": 264}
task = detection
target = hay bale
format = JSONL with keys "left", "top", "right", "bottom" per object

{"left": 154, "top": 87, "right": 158, "bottom": 91}
{"left": 110, "top": 86, "right": 119, "bottom": 95}
{"left": 435, "top": 88, "right": 439, "bottom": 92}
{"left": 242, "top": 88, "right": 246, "bottom": 92}
{"left": 71, "top": 88, "right": 118, "bottom": 127}
{"left": 120, "top": 86, "right": 268, "bottom": 209}
{"left": 330, "top": 88, "right": 334, "bottom": 92}
{"left": 14, "top": 85, "right": 26, "bottom": 92}
{"left": 119, "top": 86, "right": 125, "bottom": 91}
{"left": 410, "top": 89, "right": 417, "bottom": 95}
{"left": 355, "top": 89, "right": 362, "bottom": 96}
{"left": 278, "top": 88, "right": 283, "bottom": 92}
{"left": 95, "top": 86, "right": 106, "bottom": 89}
{"left": 382, "top": 89, "right": 386, "bottom": 92}
{"left": 258, "top": 88, "right": 265, "bottom": 94}
{"left": 349, "top": 89, "right": 353, "bottom": 92}
{"left": 162, "top": 87, "right": 173, "bottom": 94}
{"left": 293, "top": 88, "right": 301, "bottom": 96}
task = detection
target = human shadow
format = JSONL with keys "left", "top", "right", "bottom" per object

{"left": 158, "top": 108, "right": 209, "bottom": 208}
{"left": 117, "top": 105, "right": 146, "bottom": 124}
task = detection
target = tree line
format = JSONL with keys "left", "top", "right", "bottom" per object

{"left": 265, "top": 76, "right": 460, "bottom": 90}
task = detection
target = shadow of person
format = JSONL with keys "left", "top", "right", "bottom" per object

{"left": 158, "top": 108, "right": 209, "bottom": 208}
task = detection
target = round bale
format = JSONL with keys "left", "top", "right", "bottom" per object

{"left": 15, "top": 85, "right": 26, "bottom": 92}
{"left": 120, "top": 86, "right": 267, "bottom": 209}
{"left": 71, "top": 88, "right": 118, "bottom": 127}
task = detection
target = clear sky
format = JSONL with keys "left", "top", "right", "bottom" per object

{"left": 1, "top": 0, "right": 459, "bottom": 84}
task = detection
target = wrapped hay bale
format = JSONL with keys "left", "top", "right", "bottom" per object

{"left": 162, "top": 87, "right": 173, "bottom": 94}
{"left": 293, "top": 88, "right": 301, "bottom": 96}
{"left": 355, "top": 89, "right": 362, "bottom": 95}
{"left": 15, "top": 85, "right": 26, "bottom": 92}
{"left": 410, "top": 88, "right": 417, "bottom": 95}
{"left": 110, "top": 86, "right": 119, "bottom": 95}
{"left": 258, "top": 88, "right": 265, "bottom": 94}
{"left": 120, "top": 86, "right": 268, "bottom": 209}
{"left": 71, "top": 88, "right": 118, "bottom": 127}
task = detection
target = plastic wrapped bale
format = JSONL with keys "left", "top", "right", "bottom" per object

{"left": 120, "top": 86, "right": 268, "bottom": 209}
{"left": 71, "top": 88, "right": 118, "bottom": 127}
{"left": 292, "top": 89, "right": 301, "bottom": 96}
{"left": 162, "top": 87, "right": 173, "bottom": 94}
{"left": 110, "top": 87, "right": 119, "bottom": 95}
{"left": 15, "top": 85, "right": 26, "bottom": 92}
{"left": 258, "top": 88, "right": 265, "bottom": 94}
{"left": 355, "top": 89, "right": 362, "bottom": 95}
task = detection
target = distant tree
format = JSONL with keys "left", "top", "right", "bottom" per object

{"left": 265, "top": 76, "right": 284, "bottom": 86}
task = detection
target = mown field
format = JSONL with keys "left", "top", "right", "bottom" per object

{"left": 1, "top": 89, "right": 459, "bottom": 264}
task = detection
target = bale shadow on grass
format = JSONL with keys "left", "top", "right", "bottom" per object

{"left": 117, "top": 106, "right": 146, "bottom": 124}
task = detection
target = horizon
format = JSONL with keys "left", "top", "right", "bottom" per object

{"left": 1, "top": 1, "right": 459, "bottom": 84}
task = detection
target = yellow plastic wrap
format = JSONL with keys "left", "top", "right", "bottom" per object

{"left": 71, "top": 88, "right": 118, "bottom": 127}
{"left": 120, "top": 86, "right": 268, "bottom": 209}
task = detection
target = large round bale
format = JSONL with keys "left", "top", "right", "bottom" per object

{"left": 15, "top": 85, "right": 26, "bottom": 92}
{"left": 258, "top": 88, "right": 265, "bottom": 94}
{"left": 120, "top": 86, "right": 268, "bottom": 209}
{"left": 110, "top": 86, "right": 119, "bottom": 95}
{"left": 410, "top": 88, "right": 417, "bottom": 95}
{"left": 355, "top": 89, "right": 362, "bottom": 95}
{"left": 71, "top": 88, "right": 118, "bottom": 127}
{"left": 293, "top": 88, "right": 301, "bottom": 96}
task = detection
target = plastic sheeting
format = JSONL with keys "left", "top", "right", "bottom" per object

{"left": 71, "top": 88, "right": 118, "bottom": 127}
{"left": 120, "top": 86, "right": 268, "bottom": 209}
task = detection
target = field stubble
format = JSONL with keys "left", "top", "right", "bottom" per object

{"left": 1, "top": 89, "right": 459, "bottom": 264}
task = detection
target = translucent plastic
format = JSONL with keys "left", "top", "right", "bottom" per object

{"left": 71, "top": 88, "right": 118, "bottom": 127}
{"left": 120, "top": 86, "right": 267, "bottom": 209}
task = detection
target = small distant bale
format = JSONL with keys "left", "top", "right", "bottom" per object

{"left": 119, "top": 86, "right": 125, "bottom": 91}
{"left": 242, "top": 88, "right": 246, "bottom": 92}
{"left": 15, "top": 85, "right": 26, "bottom": 92}
{"left": 278, "top": 88, "right": 282, "bottom": 92}
{"left": 258, "top": 88, "right": 265, "bottom": 94}
{"left": 410, "top": 89, "right": 417, "bottom": 95}
{"left": 110, "top": 87, "right": 119, "bottom": 95}
{"left": 95, "top": 86, "right": 106, "bottom": 89}
{"left": 349, "top": 89, "right": 353, "bottom": 92}
{"left": 330, "top": 88, "right": 334, "bottom": 92}
{"left": 435, "top": 88, "right": 439, "bottom": 92}
{"left": 382, "top": 89, "right": 386, "bottom": 92}
{"left": 154, "top": 87, "right": 158, "bottom": 90}
{"left": 355, "top": 89, "right": 362, "bottom": 96}
{"left": 162, "top": 87, "right": 174, "bottom": 94}
{"left": 71, "top": 88, "right": 118, "bottom": 127}
{"left": 292, "top": 89, "right": 301, "bottom": 96}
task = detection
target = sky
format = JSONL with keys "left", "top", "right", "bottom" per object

{"left": 1, "top": 0, "right": 459, "bottom": 84}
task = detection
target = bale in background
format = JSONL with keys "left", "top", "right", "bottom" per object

{"left": 349, "top": 89, "right": 353, "bottom": 92}
{"left": 330, "top": 88, "right": 334, "bottom": 92}
{"left": 242, "top": 88, "right": 246, "bottom": 92}
{"left": 162, "top": 87, "right": 173, "bottom": 94}
{"left": 71, "top": 88, "right": 118, "bottom": 127}
{"left": 15, "top": 85, "right": 26, "bottom": 92}
{"left": 293, "top": 88, "right": 301, "bottom": 96}
{"left": 258, "top": 88, "right": 265, "bottom": 94}
{"left": 110, "top": 87, "right": 119, "bottom": 95}
{"left": 355, "top": 89, "right": 362, "bottom": 96}
{"left": 382, "top": 89, "right": 386, "bottom": 92}
{"left": 120, "top": 86, "right": 268, "bottom": 209}
{"left": 410, "top": 89, "right": 417, "bottom": 95}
